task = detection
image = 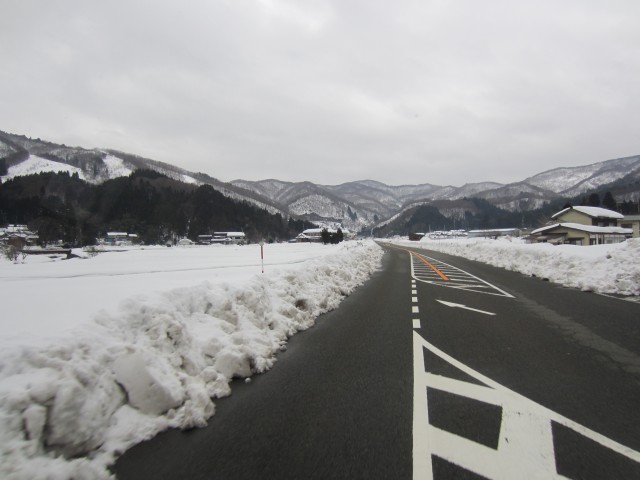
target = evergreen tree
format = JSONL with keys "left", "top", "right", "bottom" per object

{"left": 602, "top": 191, "right": 616, "bottom": 211}
{"left": 587, "top": 193, "right": 601, "bottom": 207}
{"left": 333, "top": 228, "right": 344, "bottom": 244}
{"left": 321, "top": 228, "right": 331, "bottom": 245}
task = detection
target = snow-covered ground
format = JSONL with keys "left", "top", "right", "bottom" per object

{"left": 0, "top": 241, "right": 383, "bottom": 479}
{"left": 3, "top": 236, "right": 638, "bottom": 478}
{"left": 390, "top": 236, "right": 640, "bottom": 297}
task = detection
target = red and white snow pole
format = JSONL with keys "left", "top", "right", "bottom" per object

{"left": 260, "top": 240, "right": 264, "bottom": 273}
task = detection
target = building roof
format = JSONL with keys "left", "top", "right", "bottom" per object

{"left": 532, "top": 223, "right": 633, "bottom": 235}
{"left": 468, "top": 228, "right": 520, "bottom": 233}
{"left": 302, "top": 228, "right": 336, "bottom": 234}
{"left": 551, "top": 206, "right": 624, "bottom": 220}
{"left": 302, "top": 227, "right": 350, "bottom": 235}
{"left": 213, "top": 232, "right": 245, "bottom": 237}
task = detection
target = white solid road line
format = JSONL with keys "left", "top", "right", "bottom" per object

{"left": 436, "top": 300, "right": 496, "bottom": 316}
{"left": 412, "top": 331, "right": 640, "bottom": 479}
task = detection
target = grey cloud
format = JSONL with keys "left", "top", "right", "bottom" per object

{"left": 1, "top": 0, "right": 639, "bottom": 186}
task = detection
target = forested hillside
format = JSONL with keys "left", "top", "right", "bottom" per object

{"left": 0, "top": 170, "right": 310, "bottom": 246}
{"left": 373, "top": 190, "right": 639, "bottom": 238}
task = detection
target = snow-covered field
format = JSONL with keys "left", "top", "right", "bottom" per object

{"left": 390, "top": 236, "right": 640, "bottom": 297}
{"left": 0, "top": 242, "right": 383, "bottom": 479}
{"left": 2, "top": 236, "right": 638, "bottom": 479}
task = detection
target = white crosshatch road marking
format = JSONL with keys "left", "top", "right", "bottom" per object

{"left": 409, "top": 251, "right": 514, "bottom": 298}
{"left": 412, "top": 332, "right": 640, "bottom": 480}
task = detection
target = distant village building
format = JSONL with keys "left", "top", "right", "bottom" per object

{"left": 197, "top": 234, "right": 213, "bottom": 245}
{"left": 0, "top": 224, "right": 38, "bottom": 247}
{"left": 468, "top": 228, "right": 522, "bottom": 239}
{"left": 103, "top": 232, "right": 139, "bottom": 246}
{"left": 620, "top": 214, "right": 640, "bottom": 238}
{"left": 427, "top": 230, "right": 468, "bottom": 239}
{"left": 197, "top": 232, "right": 246, "bottom": 245}
{"left": 214, "top": 232, "right": 246, "bottom": 245}
{"left": 531, "top": 206, "right": 632, "bottom": 246}
{"left": 295, "top": 227, "right": 354, "bottom": 243}
{"left": 296, "top": 228, "right": 327, "bottom": 242}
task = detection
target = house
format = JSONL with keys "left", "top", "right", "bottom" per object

{"left": 468, "top": 228, "right": 522, "bottom": 239}
{"left": 295, "top": 228, "right": 326, "bottom": 242}
{"left": 213, "top": 232, "right": 246, "bottom": 245}
{"left": 551, "top": 206, "right": 623, "bottom": 227}
{"left": 104, "top": 232, "right": 138, "bottom": 246}
{"left": 295, "top": 227, "right": 353, "bottom": 243}
{"left": 0, "top": 225, "right": 39, "bottom": 246}
{"left": 531, "top": 206, "right": 632, "bottom": 245}
{"left": 619, "top": 214, "right": 640, "bottom": 238}
{"left": 198, "top": 232, "right": 246, "bottom": 245}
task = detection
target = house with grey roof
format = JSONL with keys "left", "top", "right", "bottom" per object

{"left": 531, "top": 206, "right": 632, "bottom": 245}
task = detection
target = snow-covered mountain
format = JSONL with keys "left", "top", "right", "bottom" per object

{"left": 0, "top": 131, "right": 288, "bottom": 217}
{"left": 2, "top": 130, "right": 639, "bottom": 231}
{"left": 524, "top": 155, "right": 640, "bottom": 197}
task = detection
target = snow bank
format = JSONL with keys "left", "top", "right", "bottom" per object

{"left": 393, "top": 237, "right": 640, "bottom": 296}
{"left": 0, "top": 243, "right": 358, "bottom": 339}
{"left": 0, "top": 241, "right": 382, "bottom": 479}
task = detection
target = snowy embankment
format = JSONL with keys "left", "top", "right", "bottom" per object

{"left": 392, "top": 237, "right": 640, "bottom": 296}
{"left": 0, "top": 241, "right": 383, "bottom": 479}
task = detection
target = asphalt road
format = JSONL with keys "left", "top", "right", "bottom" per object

{"left": 114, "top": 243, "right": 640, "bottom": 479}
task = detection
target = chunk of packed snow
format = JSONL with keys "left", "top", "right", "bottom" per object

{"left": 0, "top": 241, "right": 383, "bottom": 479}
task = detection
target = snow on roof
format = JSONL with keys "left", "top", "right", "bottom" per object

{"left": 3, "top": 225, "right": 32, "bottom": 234}
{"left": 302, "top": 228, "right": 333, "bottom": 234}
{"left": 552, "top": 206, "right": 624, "bottom": 220}
{"left": 302, "top": 227, "right": 349, "bottom": 235}
{"left": 468, "top": 228, "right": 520, "bottom": 233}
{"left": 532, "top": 223, "right": 632, "bottom": 235}
{"left": 213, "top": 232, "right": 245, "bottom": 237}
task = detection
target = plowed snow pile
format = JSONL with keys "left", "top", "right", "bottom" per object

{"left": 0, "top": 241, "right": 383, "bottom": 479}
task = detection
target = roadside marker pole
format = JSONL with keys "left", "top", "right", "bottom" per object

{"left": 260, "top": 241, "right": 264, "bottom": 273}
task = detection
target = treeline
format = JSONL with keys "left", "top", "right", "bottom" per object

{"left": 0, "top": 170, "right": 312, "bottom": 246}
{"left": 376, "top": 187, "right": 639, "bottom": 237}
{"left": 577, "top": 191, "right": 640, "bottom": 215}
{"left": 374, "top": 198, "right": 559, "bottom": 237}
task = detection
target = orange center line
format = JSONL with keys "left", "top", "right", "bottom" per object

{"left": 411, "top": 252, "right": 449, "bottom": 281}
{"left": 384, "top": 244, "right": 450, "bottom": 281}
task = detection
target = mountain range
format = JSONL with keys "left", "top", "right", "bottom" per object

{"left": 2, "top": 130, "right": 639, "bottom": 232}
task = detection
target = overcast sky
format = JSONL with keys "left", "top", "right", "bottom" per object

{"left": 1, "top": 1, "right": 639, "bottom": 186}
